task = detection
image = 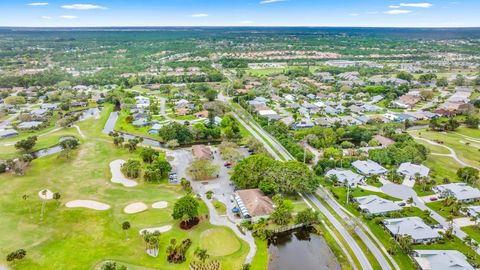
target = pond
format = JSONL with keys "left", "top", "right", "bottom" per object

{"left": 267, "top": 227, "right": 341, "bottom": 270}
{"left": 33, "top": 136, "right": 79, "bottom": 158}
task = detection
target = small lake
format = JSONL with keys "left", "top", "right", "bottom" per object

{"left": 267, "top": 227, "right": 341, "bottom": 270}
{"left": 33, "top": 136, "right": 79, "bottom": 158}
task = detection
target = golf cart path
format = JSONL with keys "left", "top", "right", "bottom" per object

{"left": 412, "top": 135, "right": 479, "bottom": 170}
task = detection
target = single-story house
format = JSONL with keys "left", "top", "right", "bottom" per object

{"left": 464, "top": 205, "right": 480, "bottom": 217}
{"left": 412, "top": 250, "right": 474, "bottom": 270}
{"left": 192, "top": 144, "right": 213, "bottom": 160}
{"left": 373, "top": 135, "right": 395, "bottom": 147}
{"left": 292, "top": 119, "right": 314, "bottom": 130}
{"left": 194, "top": 110, "right": 209, "bottom": 118}
{"left": 325, "top": 169, "right": 365, "bottom": 187}
{"left": 235, "top": 189, "right": 274, "bottom": 219}
{"left": 41, "top": 103, "right": 58, "bottom": 110}
{"left": 397, "top": 162, "right": 429, "bottom": 179}
{"left": 352, "top": 160, "right": 388, "bottom": 176}
{"left": 30, "top": 108, "right": 48, "bottom": 117}
{"left": 205, "top": 116, "right": 222, "bottom": 126}
{"left": 433, "top": 183, "right": 480, "bottom": 203}
{"left": 383, "top": 217, "right": 440, "bottom": 244}
{"left": 132, "top": 118, "right": 150, "bottom": 127}
{"left": 354, "top": 195, "right": 401, "bottom": 216}
{"left": 17, "top": 121, "right": 43, "bottom": 129}
{"left": 135, "top": 96, "right": 150, "bottom": 109}
{"left": 258, "top": 110, "right": 281, "bottom": 121}
{"left": 0, "top": 129, "right": 18, "bottom": 138}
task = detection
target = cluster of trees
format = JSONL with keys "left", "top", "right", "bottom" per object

{"left": 172, "top": 196, "right": 200, "bottom": 224}
{"left": 101, "top": 262, "right": 128, "bottom": 270}
{"left": 158, "top": 122, "right": 193, "bottom": 144}
{"left": 369, "top": 139, "right": 428, "bottom": 166}
{"left": 220, "top": 58, "right": 248, "bottom": 68}
{"left": 6, "top": 249, "right": 27, "bottom": 266}
{"left": 263, "top": 123, "right": 314, "bottom": 163}
{"left": 187, "top": 159, "right": 219, "bottom": 181}
{"left": 429, "top": 118, "right": 460, "bottom": 132}
{"left": 14, "top": 136, "right": 38, "bottom": 153}
{"left": 231, "top": 155, "right": 319, "bottom": 194}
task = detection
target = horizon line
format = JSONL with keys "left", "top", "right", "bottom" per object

{"left": 1, "top": 25, "right": 480, "bottom": 29}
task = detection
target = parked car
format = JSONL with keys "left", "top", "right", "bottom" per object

{"left": 398, "top": 202, "right": 406, "bottom": 207}
{"left": 224, "top": 162, "right": 232, "bottom": 167}
{"left": 430, "top": 196, "right": 438, "bottom": 201}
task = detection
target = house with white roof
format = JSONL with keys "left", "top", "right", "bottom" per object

{"left": 412, "top": 250, "right": 474, "bottom": 270}
{"left": 134, "top": 96, "right": 150, "bottom": 109}
{"left": 433, "top": 183, "right": 480, "bottom": 203}
{"left": 354, "top": 195, "right": 401, "bottom": 216}
{"left": 397, "top": 162, "right": 430, "bottom": 179}
{"left": 352, "top": 160, "right": 387, "bottom": 176}
{"left": 325, "top": 169, "right": 365, "bottom": 187}
{"left": 17, "top": 121, "right": 43, "bottom": 129}
{"left": 0, "top": 129, "right": 18, "bottom": 138}
{"left": 465, "top": 205, "right": 480, "bottom": 217}
{"left": 383, "top": 217, "right": 440, "bottom": 244}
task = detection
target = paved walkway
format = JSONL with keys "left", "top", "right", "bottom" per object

{"left": 412, "top": 135, "right": 479, "bottom": 170}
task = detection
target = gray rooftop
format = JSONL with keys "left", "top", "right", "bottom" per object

{"left": 434, "top": 183, "right": 480, "bottom": 201}
{"left": 325, "top": 169, "right": 364, "bottom": 186}
{"left": 352, "top": 160, "right": 388, "bottom": 175}
{"left": 354, "top": 195, "right": 401, "bottom": 215}
{"left": 383, "top": 217, "right": 439, "bottom": 242}
{"left": 413, "top": 250, "right": 474, "bottom": 270}
{"left": 397, "top": 162, "right": 430, "bottom": 178}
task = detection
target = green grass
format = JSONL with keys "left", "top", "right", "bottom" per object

{"left": 415, "top": 236, "right": 480, "bottom": 265}
{"left": 423, "top": 155, "right": 463, "bottom": 185}
{"left": 0, "top": 106, "right": 250, "bottom": 270}
{"left": 462, "top": 225, "right": 480, "bottom": 243}
{"left": 212, "top": 199, "right": 227, "bottom": 216}
{"left": 409, "top": 129, "right": 480, "bottom": 168}
{"left": 199, "top": 228, "right": 241, "bottom": 257}
{"left": 114, "top": 110, "right": 159, "bottom": 140}
{"left": 425, "top": 200, "right": 464, "bottom": 219}
{"left": 250, "top": 238, "right": 268, "bottom": 270}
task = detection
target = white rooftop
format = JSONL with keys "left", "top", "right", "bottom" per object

{"left": 413, "top": 250, "right": 474, "bottom": 270}
{"left": 354, "top": 195, "right": 401, "bottom": 215}
{"left": 397, "top": 162, "right": 429, "bottom": 178}
{"left": 383, "top": 217, "right": 439, "bottom": 242}
{"left": 352, "top": 160, "right": 387, "bottom": 175}
{"left": 325, "top": 169, "right": 364, "bottom": 186}
{"left": 434, "top": 183, "right": 480, "bottom": 201}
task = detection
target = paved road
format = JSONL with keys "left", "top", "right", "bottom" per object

{"left": 230, "top": 105, "right": 386, "bottom": 270}
{"left": 412, "top": 135, "right": 480, "bottom": 170}
{"left": 307, "top": 193, "right": 373, "bottom": 270}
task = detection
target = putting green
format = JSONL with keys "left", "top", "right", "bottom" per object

{"left": 199, "top": 228, "right": 241, "bottom": 257}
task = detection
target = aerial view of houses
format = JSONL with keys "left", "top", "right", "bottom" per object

{"left": 1, "top": 4, "right": 480, "bottom": 270}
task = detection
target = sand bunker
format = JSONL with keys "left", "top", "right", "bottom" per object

{"left": 139, "top": 225, "right": 172, "bottom": 235}
{"left": 124, "top": 202, "right": 148, "bottom": 214}
{"left": 110, "top": 159, "right": 138, "bottom": 187}
{"left": 66, "top": 200, "right": 111, "bottom": 210}
{"left": 38, "top": 189, "right": 54, "bottom": 200}
{"left": 152, "top": 201, "right": 168, "bottom": 209}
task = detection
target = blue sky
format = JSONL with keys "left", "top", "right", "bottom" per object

{"left": 0, "top": 0, "right": 478, "bottom": 27}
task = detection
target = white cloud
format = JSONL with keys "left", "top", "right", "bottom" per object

{"left": 384, "top": 9, "right": 412, "bottom": 14}
{"left": 260, "top": 0, "right": 285, "bottom": 4}
{"left": 61, "top": 4, "right": 107, "bottom": 10}
{"left": 59, "top": 15, "right": 78, "bottom": 19}
{"left": 41, "top": 16, "right": 52, "bottom": 19}
{"left": 349, "top": 13, "right": 360, "bottom": 16}
{"left": 389, "top": 5, "right": 401, "bottom": 8}
{"left": 191, "top": 13, "right": 208, "bottom": 17}
{"left": 399, "top": 3, "right": 433, "bottom": 8}
{"left": 27, "top": 2, "right": 48, "bottom": 6}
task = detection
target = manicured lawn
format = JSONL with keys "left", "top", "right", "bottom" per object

{"left": 423, "top": 155, "right": 462, "bottom": 185}
{"left": 409, "top": 129, "right": 480, "bottom": 168}
{"left": 0, "top": 108, "right": 249, "bottom": 269}
{"left": 114, "top": 110, "right": 159, "bottom": 140}
{"left": 250, "top": 238, "right": 268, "bottom": 270}
{"left": 462, "top": 225, "right": 480, "bottom": 243}
{"left": 456, "top": 127, "right": 480, "bottom": 138}
{"left": 200, "top": 228, "right": 241, "bottom": 257}
{"left": 416, "top": 236, "right": 480, "bottom": 265}
{"left": 0, "top": 127, "right": 81, "bottom": 160}
{"left": 212, "top": 199, "right": 227, "bottom": 215}
{"left": 425, "top": 200, "right": 464, "bottom": 218}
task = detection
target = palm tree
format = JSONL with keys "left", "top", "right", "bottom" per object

{"left": 53, "top": 192, "right": 61, "bottom": 206}
{"left": 122, "top": 221, "right": 131, "bottom": 240}
{"left": 22, "top": 194, "right": 32, "bottom": 219}
{"left": 194, "top": 248, "right": 209, "bottom": 263}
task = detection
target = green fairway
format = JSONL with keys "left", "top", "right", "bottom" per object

{"left": 0, "top": 107, "right": 249, "bottom": 270}
{"left": 409, "top": 129, "right": 480, "bottom": 168}
{"left": 199, "top": 228, "right": 241, "bottom": 257}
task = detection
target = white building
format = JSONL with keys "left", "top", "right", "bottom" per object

{"left": 354, "top": 195, "right": 401, "bottom": 216}
{"left": 325, "top": 169, "right": 365, "bottom": 187}
{"left": 352, "top": 160, "right": 388, "bottom": 176}
{"left": 413, "top": 250, "right": 474, "bottom": 270}
{"left": 433, "top": 183, "right": 480, "bottom": 203}
{"left": 397, "top": 162, "right": 430, "bottom": 179}
{"left": 383, "top": 217, "right": 440, "bottom": 244}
